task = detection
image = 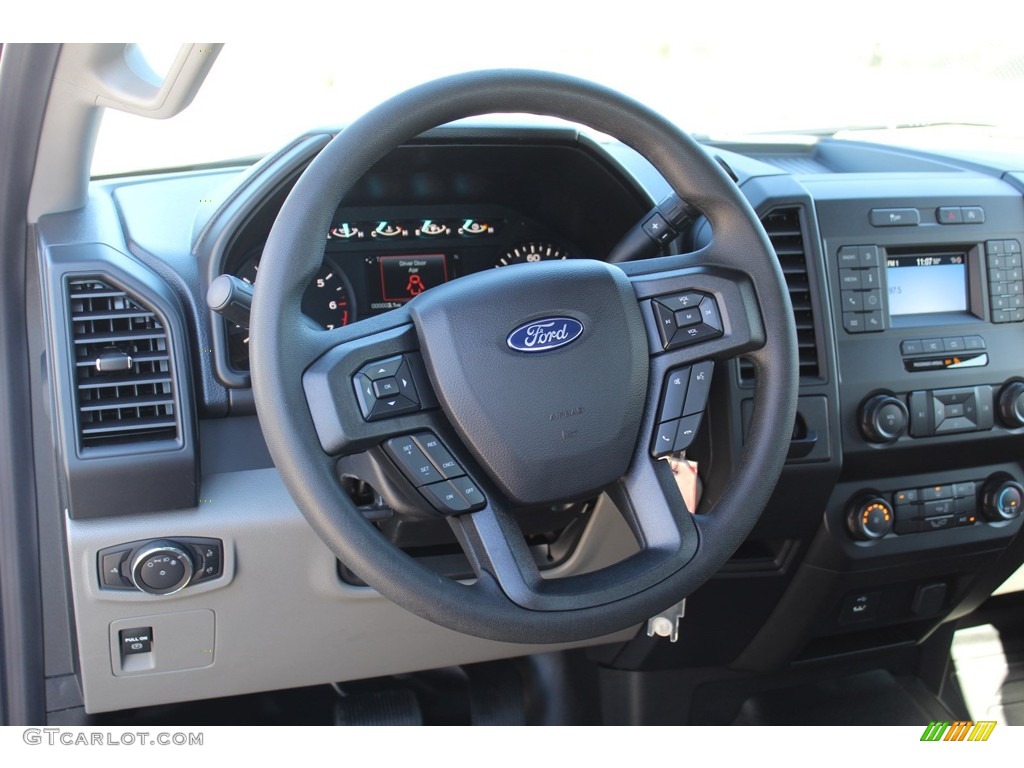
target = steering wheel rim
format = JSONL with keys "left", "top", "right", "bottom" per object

{"left": 250, "top": 69, "right": 798, "bottom": 644}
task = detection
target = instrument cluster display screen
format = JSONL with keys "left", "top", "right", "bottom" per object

{"left": 886, "top": 253, "right": 968, "bottom": 317}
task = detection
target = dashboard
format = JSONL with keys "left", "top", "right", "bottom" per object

{"left": 30, "top": 123, "right": 1024, "bottom": 716}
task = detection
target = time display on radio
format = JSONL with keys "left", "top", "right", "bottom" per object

{"left": 886, "top": 252, "right": 968, "bottom": 317}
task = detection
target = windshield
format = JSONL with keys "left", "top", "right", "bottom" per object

{"left": 91, "top": 5, "right": 1024, "bottom": 176}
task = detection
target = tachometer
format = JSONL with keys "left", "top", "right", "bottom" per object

{"left": 228, "top": 251, "right": 354, "bottom": 370}
{"left": 497, "top": 242, "right": 568, "bottom": 267}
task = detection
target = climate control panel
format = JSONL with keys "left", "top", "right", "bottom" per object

{"left": 845, "top": 474, "right": 1022, "bottom": 541}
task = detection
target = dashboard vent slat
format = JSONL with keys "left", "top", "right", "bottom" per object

{"left": 67, "top": 278, "right": 178, "bottom": 448}
{"left": 740, "top": 207, "right": 821, "bottom": 382}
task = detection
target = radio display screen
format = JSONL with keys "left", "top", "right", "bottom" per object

{"left": 886, "top": 253, "right": 968, "bottom": 317}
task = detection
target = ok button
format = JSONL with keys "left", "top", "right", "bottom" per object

{"left": 373, "top": 377, "right": 400, "bottom": 398}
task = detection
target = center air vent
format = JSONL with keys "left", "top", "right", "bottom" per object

{"left": 740, "top": 207, "right": 821, "bottom": 382}
{"left": 68, "top": 277, "right": 178, "bottom": 448}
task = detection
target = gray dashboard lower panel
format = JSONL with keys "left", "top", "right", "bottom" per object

{"left": 65, "top": 467, "right": 639, "bottom": 713}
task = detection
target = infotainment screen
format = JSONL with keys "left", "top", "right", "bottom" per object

{"left": 886, "top": 253, "right": 968, "bottom": 317}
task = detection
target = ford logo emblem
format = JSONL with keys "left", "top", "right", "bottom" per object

{"left": 506, "top": 317, "right": 584, "bottom": 353}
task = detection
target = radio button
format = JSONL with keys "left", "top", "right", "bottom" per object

{"left": 935, "top": 416, "right": 976, "bottom": 434}
{"left": 861, "top": 269, "right": 881, "bottom": 289}
{"left": 909, "top": 391, "right": 932, "bottom": 437}
{"left": 838, "top": 246, "right": 860, "bottom": 267}
{"left": 863, "top": 311, "right": 884, "bottom": 331}
{"left": 858, "top": 246, "right": 880, "bottom": 267}
{"left": 986, "top": 240, "right": 1004, "bottom": 255}
{"left": 942, "top": 337, "right": 965, "bottom": 352}
{"left": 839, "top": 269, "right": 863, "bottom": 289}
{"left": 841, "top": 291, "right": 864, "bottom": 311}
{"left": 1006, "top": 240, "right": 1022, "bottom": 254}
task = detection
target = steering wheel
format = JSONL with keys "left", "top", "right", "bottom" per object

{"left": 249, "top": 70, "right": 798, "bottom": 644}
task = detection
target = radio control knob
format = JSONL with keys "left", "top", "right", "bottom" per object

{"left": 982, "top": 477, "right": 1024, "bottom": 522}
{"left": 859, "top": 394, "right": 909, "bottom": 443}
{"left": 847, "top": 497, "right": 894, "bottom": 540}
{"left": 998, "top": 381, "right": 1024, "bottom": 428}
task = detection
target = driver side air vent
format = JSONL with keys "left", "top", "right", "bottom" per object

{"left": 739, "top": 207, "right": 821, "bottom": 382}
{"left": 68, "top": 277, "right": 179, "bottom": 448}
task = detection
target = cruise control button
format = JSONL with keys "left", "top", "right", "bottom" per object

{"left": 658, "top": 368, "right": 690, "bottom": 423}
{"left": 682, "top": 361, "right": 714, "bottom": 416}
{"left": 411, "top": 433, "right": 463, "bottom": 479}
{"left": 449, "top": 475, "right": 486, "bottom": 511}
{"left": 673, "top": 413, "right": 703, "bottom": 452}
{"left": 420, "top": 480, "right": 471, "bottom": 515}
{"left": 385, "top": 436, "right": 442, "bottom": 486}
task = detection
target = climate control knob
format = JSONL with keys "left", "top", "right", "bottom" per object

{"left": 981, "top": 477, "right": 1024, "bottom": 522}
{"left": 130, "top": 541, "right": 194, "bottom": 596}
{"left": 847, "top": 497, "right": 894, "bottom": 540}
{"left": 859, "top": 395, "right": 909, "bottom": 443}
{"left": 998, "top": 381, "right": 1024, "bottom": 428}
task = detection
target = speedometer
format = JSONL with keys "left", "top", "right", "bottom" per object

{"left": 497, "top": 242, "right": 568, "bottom": 267}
